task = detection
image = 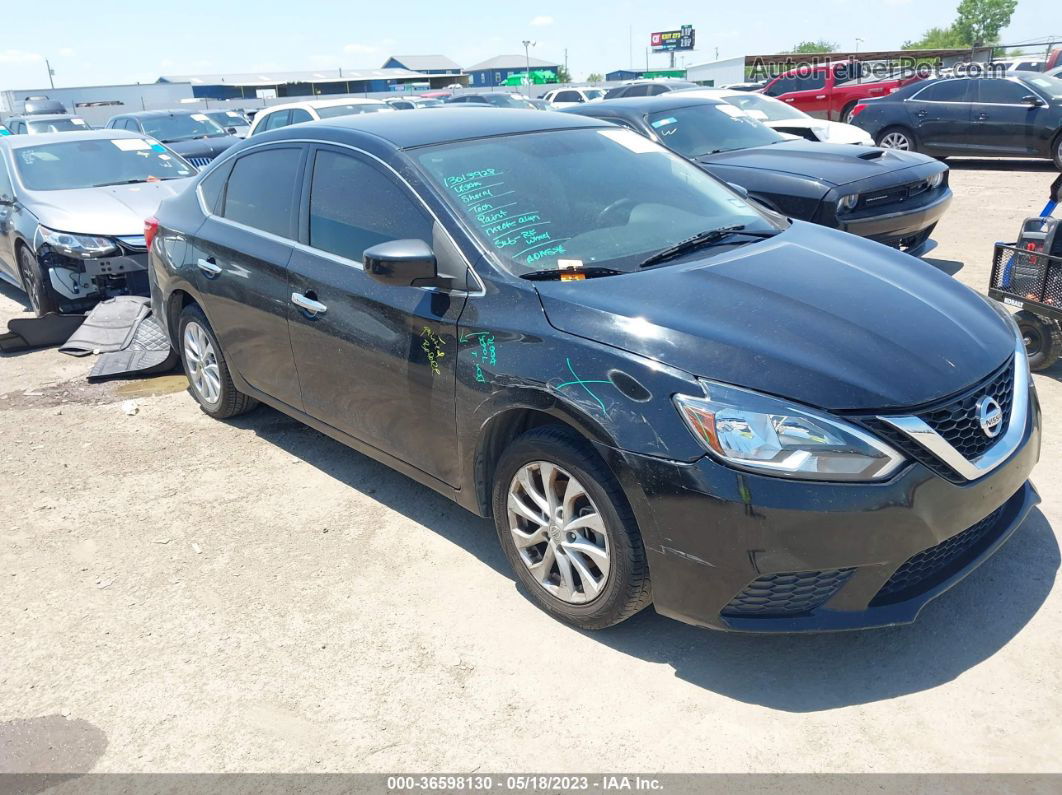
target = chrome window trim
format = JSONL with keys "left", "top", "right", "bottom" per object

{"left": 193, "top": 137, "right": 485, "bottom": 297}
{"left": 906, "top": 77, "right": 1049, "bottom": 107}
{"left": 877, "top": 341, "right": 1029, "bottom": 482}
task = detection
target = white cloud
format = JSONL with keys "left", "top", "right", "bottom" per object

{"left": 0, "top": 49, "right": 43, "bottom": 64}
{"left": 344, "top": 43, "right": 379, "bottom": 55}
{"left": 58, "top": 47, "right": 76, "bottom": 57}
{"left": 530, "top": 15, "right": 554, "bottom": 27}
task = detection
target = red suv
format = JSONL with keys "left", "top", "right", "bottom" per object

{"left": 762, "top": 61, "right": 923, "bottom": 123}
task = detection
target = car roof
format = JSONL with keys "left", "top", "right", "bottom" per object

{"left": 116, "top": 109, "right": 205, "bottom": 118}
{"left": 7, "top": 113, "right": 83, "bottom": 122}
{"left": 263, "top": 98, "right": 390, "bottom": 113}
{"left": 0, "top": 128, "right": 145, "bottom": 149}
{"left": 575, "top": 94, "right": 727, "bottom": 114}
{"left": 260, "top": 106, "right": 609, "bottom": 149}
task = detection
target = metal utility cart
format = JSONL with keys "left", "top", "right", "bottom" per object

{"left": 988, "top": 173, "right": 1062, "bottom": 371}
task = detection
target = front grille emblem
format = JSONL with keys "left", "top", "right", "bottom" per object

{"left": 977, "top": 396, "right": 1003, "bottom": 439}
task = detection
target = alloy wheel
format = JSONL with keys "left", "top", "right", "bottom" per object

{"left": 18, "top": 252, "right": 43, "bottom": 313}
{"left": 183, "top": 321, "right": 222, "bottom": 405}
{"left": 880, "top": 131, "right": 911, "bottom": 150}
{"left": 506, "top": 461, "right": 611, "bottom": 604}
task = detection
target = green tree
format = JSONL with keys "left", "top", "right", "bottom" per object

{"left": 586, "top": 72, "right": 603, "bottom": 83}
{"left": 555, "top": 65, "right": 572, "bottom": 83}
{"left": 789, "top": 40, "right": 838, "bottom": 54}
{"left": 903, "top": 24, "right": 967, "bottom": 49}
{"left": 954, "top": 0, "right": 1018, "bottom": 47}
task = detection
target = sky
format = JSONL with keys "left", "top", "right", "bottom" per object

{"left": 0, "top": 0, "right": 1060, "bottom": 90}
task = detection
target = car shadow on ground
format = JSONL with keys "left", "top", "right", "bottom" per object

{"left": 0, "top": 279, "right": 31, "bottom": 311}
{"left": 227, "top": 405, "right": 507, "bottom": 576}
{"left": 923, "top": 257, "right": 964, "bottom": 276}
{"left": 944, "top": 158, "right": 1057, "bottom": 173}
{"left": 229, "top": 406, "right": 1058, "bottom": 713}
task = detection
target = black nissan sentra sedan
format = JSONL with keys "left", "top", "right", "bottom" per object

{"left": 147, "top": 109, "right": 1040, "bottom": 632}
{"left": 565, "top": 95, "right": 952, "bottom": 255}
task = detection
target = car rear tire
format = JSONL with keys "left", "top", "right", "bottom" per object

{"left": 1051, "top": 132, "right": 1062, "bottom": 170}
{"left": 178, "top": 304, "right": 258, "bottom": 419}
{"left": 877, "top": 126, "right": 917, "bottom": 153}
{"left": 492, "top": 425, "right": 651, "bottom": 630}
{"left": 1016, "top": 310, "right": 1062, "bottom": 371}
{"left": 840, "top": 102, "right": 858, "bottom": 124}
{"left": 17, "top": 246, "right": 61, "bottom": 317}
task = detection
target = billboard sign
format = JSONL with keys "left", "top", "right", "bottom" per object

{"left": 650, "top": 25, "right": 695, "bottom": 52}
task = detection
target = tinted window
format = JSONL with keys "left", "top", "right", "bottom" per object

{"left": 258, "top": 110, "right": 289, "bottom": 131}
{"left": 792, "top": 73, "right": 827, "bottom": 91}
{"left": 141, "top": 113, "right": 227, "bottom": 142}
{"left": 646, "top": 84, "right": 671, "bottom": 95}
{"left": 221, "top": 147, "right": 302, "bottom": 237}
{"left": 765, "top": 77, "right": 798, "bottom": 96}
{"left": 198, "top": 160, "right": 232, "bottom": 214}
{"left": 913, "top": 80, "right": 971, "bottom": 102}
{"left": 978, "top": 79, "right": 1034, "bottom": 103}
{"left": 289, "top": 108, "right": 313, "bottom": 123}
{"left": 625, "top": 84, "right": 652, "bottom": 97}
{"left": 555, "top": 91, "right": 581, "bottom": 103}
{"left": 308, "top": 149, "right": 432, "bottom": 263}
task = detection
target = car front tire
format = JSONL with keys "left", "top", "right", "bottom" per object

{"left": 17, "top": 246, "right": 61, "bottom": 317}
{"left": 178, "top": 304, "right": 258, "bottom": 419}
{"left": 492, "top": 425, "right": 651, "bottom": 630}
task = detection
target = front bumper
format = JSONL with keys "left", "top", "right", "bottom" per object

{"left": 606, "top": 390, "right": 1041, "bottom": 632}
{"left": 838, "top": 190, "right": 953, "bottom": 249}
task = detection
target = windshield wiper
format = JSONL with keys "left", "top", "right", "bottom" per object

{"left": 638, "top": 225, "right": 777, "bottom": 268}
{"left": 91, "top": 179, "right": 150, "bottom": 187}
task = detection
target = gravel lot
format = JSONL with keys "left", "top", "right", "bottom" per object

{"left": 2, "top": 159, "right": 1061, "bottom": 775}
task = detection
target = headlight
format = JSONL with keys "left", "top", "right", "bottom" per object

{"left": 674, "top": 381, "right": 905, "bottom": 481}
{"left": 36, "top": 226, "right": 118, "bottom": 259}
{"left": 837, "top": 194, "right": 859, "bottom": 212}
{"left": 927, "top": 171, "right": 944, "bottom": 189}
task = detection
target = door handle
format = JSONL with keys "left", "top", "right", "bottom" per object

{"left": 196, "top": 257, "right": 222, "bottom": 276}
{"left": 916, "top": 109, "right": 928, "bottom": 118}
{"left": 291, "top": 292, "right": 327, "bottom": 315}
{"left": 784, "top": 97, "right": 795, "bottom": 102}
{"left": 815, "top": 94, "right": 826, "bottom": 100}
{"left": 977, "top": 112, "right": 989, "bottom": 120}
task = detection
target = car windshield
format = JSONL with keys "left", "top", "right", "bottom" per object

{"left": 27, "top": 118, "right": 88, "bottom": 133}
{"left": 315, "top": 103, "right": 392, "bottom": 118}
{"left": 416, "top": 99, "right": 442, "bottom": 107}
{"left": 646, "top": 104, "right": 785, "bottom": 158}
{"left": 583, "top": 89, "right": 605, "bottom": 100}
{"left": 1022, "top": 73, "right": 1062, "bottom": 98}
{"left": 205, "top": 111, "right": 249, "bottom": 126}
{"left": 414, "top": 127, "right": 779, "bottom": 274}
{"left": 723, "top": 93, "right": 809, "bottom": 122}
{"left": 13, "top": 138, "right": 194, "bottom": 190}
{"left": 141, "top": 113, "right": 227, "bottom": 142}
{"left": 482, "top": 95, "right": 534, "bottom": 108}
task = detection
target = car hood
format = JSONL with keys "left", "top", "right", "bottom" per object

{"left": 25, "top": 180, "right": 192, "bottom": 236}
{"left": 534, "top": 222, "right": 1014, "bottom": 411}
{"left": 163, "top": 136, "right": 240, "bottom": 158}
{"left": 697, "top": 139, "right": 929, "bottom": 186}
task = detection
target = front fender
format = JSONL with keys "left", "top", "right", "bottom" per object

{"left": 698, "top": 163, "right": 830, "bottom": 223}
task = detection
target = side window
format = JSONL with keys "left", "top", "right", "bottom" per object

{"left": 914, "top": 80, "right": 971, "bottom": 102}
{"left": 260, "top": 110, "right": 290, "bottom": 132}
{"left": 765, "top": 77, "right": 797, "bottom": 96}
{"left": 220, "top": 147, "right": 302, "bottom": 237}
{"left": 289, "top": 108, "right": 313, "bottom": 123}
{"left": 647, "top": 84, "right": 671, "bottom": 95}
{"left": 197, "top": 160, "right": 233, "bottom": 214}
{"left": 792, "top": 72, "right": 827, "bottom": 91}
{"left": 977, "top": 79, "right": 1032, "bottom": 104}
{"left": 308, "top": 149, "right": 433, "bottom": 264}
{"left": 556, "top": 90, "right": 581, "bottom": 102}
{"left": 626, "top": 84, "right": 651, "bottom": 97}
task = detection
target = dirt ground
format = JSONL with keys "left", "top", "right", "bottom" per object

{"left": 2, "top": 159, "right": 1061, "bottom": 775}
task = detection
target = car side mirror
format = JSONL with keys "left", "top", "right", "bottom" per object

{"left": 0, "top": 194, "right": 15, "bottom": 206}
{"left": 1022, "top": 95, "right": 1046, "bottom": 107}
{"left": 727, "top": 182, "right": 750, "bottom": 200}
{"left": 364, "top": 239, "right": 441, "bottom": 287}
{"left": 226, "top": 126, "right": 238, "bottom": 134}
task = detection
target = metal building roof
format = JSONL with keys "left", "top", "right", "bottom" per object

{"left": 156, "top": 68, "right": 437, "bottom": 87}
{"left": 384, "top": 55, "right": 463, "bottom": 72}
{"left": 465, "top": 55, "right": 560, "bottom": 72}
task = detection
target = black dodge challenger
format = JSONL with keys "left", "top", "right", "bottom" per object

{"left": 565, "top": 94, "right": 952, "bottom": 255}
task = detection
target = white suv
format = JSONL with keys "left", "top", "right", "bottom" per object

{"left": 542, "top": 87, "right": 606, "bottom": 108}
{"left": 248, "top": 98, "right": 393, "bottom": 136}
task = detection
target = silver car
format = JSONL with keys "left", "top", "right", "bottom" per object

{"left": 0, "top": 129, "right": 196, "bottom": 315}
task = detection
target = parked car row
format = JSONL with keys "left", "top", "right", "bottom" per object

{"left": 140, "top": 108, "right": 1039, "bottom": 633}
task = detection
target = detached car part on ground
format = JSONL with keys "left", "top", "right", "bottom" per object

{"left": 148, "top": 109, "right": 1038, "bottom": 633}
{"left": 566, "top": 95, "right": 951, "bottom": 254}
{"left": 0, "top": 129, "right": 196, "bottom": 315}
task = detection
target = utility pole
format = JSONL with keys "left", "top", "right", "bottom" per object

{"left": 522, "top": 40, "right": 535, "bottom": 88}
{"left": 855, "top": 37, "right": 864, "bottom": 52}
{"left": 715, "top": 46, "right": 719, "bottom": 61}
{"left": 629, "top": 26, "right": 633, "bottom": 70}
{"left": 564, "top": 48, "right": 568, "bottom": 78}
{"left": 45, "top": 58, "right": 55, "bottom": 89}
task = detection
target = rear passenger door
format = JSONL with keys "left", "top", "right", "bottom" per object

{"left": 191, "top": 144, "right": 307, "bottom": 410}
{"left": 286, "top": 145, "right": 468, "bottom": 485}
{"left": 905, "top": 79, "right": 974, "bottom": 152}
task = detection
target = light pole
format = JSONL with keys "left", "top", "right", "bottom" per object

{"left": 855, "top": 37, "right": 864, "bottom": 53}
{"left": 522, "top": 40, "right": 535, "bottom": 88}
{"left": 45, "top": 58, "right": 55, "bottom": 89}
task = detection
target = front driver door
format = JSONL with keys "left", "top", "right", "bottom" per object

{"left": 286, "top": 145, "right": 468, "bottom": 485}
{"left": 972, "top": 78, "right": 1042, "bottom": 155}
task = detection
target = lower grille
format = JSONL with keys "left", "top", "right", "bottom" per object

{"left": 722, "top": 568, "right": 854, "bottom": 617}
{"left": 870, "top": 506, "right": 1006, "bottom": 606}
{"left": 857, "top": 179, "right": 932, "bottom": 210}
{"left": 185, "top": 156, "right": 214, "bottom": 168}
